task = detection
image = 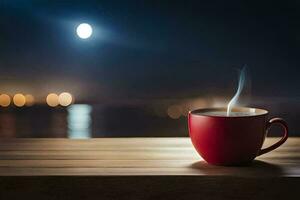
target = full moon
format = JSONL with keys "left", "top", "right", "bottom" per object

{"left": 76, "top": 23, "right": 93, "bottom": 39}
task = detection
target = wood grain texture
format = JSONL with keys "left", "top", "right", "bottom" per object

{"left": 0, "top": 138, "right": 299, "bottom": 200}
{"left": 0, "top": 137, "right": 299, "bottom": 176}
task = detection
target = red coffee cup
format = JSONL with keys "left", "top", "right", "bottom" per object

{"left": 188, "top": 107, "right": 288, "bottom": 166}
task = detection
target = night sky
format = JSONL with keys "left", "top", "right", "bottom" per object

{"left": 0, "top": 0, "right": 299, "bottom": 101}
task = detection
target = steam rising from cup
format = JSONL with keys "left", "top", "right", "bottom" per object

{"left": 227, "top": 66, "right": 247, "bottom": 116}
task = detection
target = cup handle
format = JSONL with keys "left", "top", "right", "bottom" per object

{"left": 258, "top": 118, "right": 289, "bottom": 156}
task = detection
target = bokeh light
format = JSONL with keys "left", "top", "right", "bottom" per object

{"left": 0, "top": 94, "right": 11, "bottom": 107}
{"left": 58, "top": 92, "right": 73, "bottom": 106}
{"left": 13, "top": 94, "right": 26, "bottom": 107}
{"left": 46, "top": 93, "right": 59, "bottom": 107}
{"left": 167, "top": 105, "right": 182, "bottom": 119}
{"left": 25, "top": 94, "right": 34, "bottom": 106}
{"left": 183, "top": 98, "right": 208, "bottom": 116}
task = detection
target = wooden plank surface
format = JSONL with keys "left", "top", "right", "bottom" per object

{"left": 0, "top": 137, "right": 299, "bottom": 177}
{"left": 0, "top": 138, "right": 299, "bottom": 200}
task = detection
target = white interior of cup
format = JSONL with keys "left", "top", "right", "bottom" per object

{"left": 190, "top": 107, "right": 268, "bottom": 117}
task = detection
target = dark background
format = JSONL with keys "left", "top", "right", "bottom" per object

{"left": 0, "top": 0, "right": 299, "bottom": 138}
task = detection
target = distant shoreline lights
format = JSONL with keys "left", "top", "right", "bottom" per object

{"left": 0, "top": 92, "right": 74, "bottom": 107}
{"left": 46, "top": 92, "right": 73, "bottom": 107}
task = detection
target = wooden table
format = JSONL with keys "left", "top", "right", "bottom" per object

{"left": 0, "top": 138, "right": 299, "bottom": 200}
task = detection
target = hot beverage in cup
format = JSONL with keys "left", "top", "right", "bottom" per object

{"left": 188, "top": 107, "right": 288, "bottom": 166}
{"left": 199, "top": 111, "right": 256, "bottom": 117}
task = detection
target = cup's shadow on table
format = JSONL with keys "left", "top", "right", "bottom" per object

{"left": 189, "top": 160, "right": 284, "bottom": 177}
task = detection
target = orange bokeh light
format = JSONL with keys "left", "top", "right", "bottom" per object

{"left": 167, "top": 105, "right": 182, "bottom": 119}
{"left": 46, "top": 93, "right": 59, "bottom": 107}
{"left": 0, "top": 94, "right": 11, "bottom": 107}
{"left": 13, "top": 94, "right": 26, "bottom": 107}
{"left": 25, "top": 94, "right": 35, "bottom": 106}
